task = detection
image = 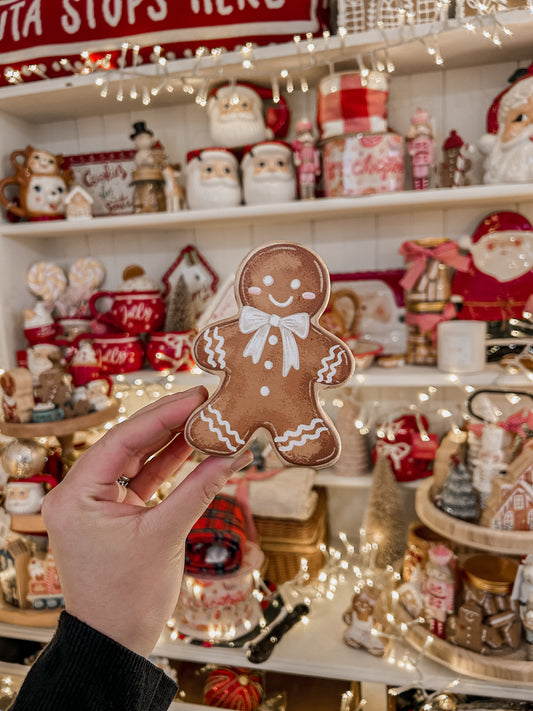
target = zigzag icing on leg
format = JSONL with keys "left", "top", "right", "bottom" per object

{"left": 275, "top": 426, "right": 329, "bottom": 452}
{"left": 317, "top": 345, "right": 343, "bottom": 384}
{"left": 274, "top": 418, "right": 329, "bottom": 452}
{"left": 203, "top": 327, "right": 226, "bottom": 368}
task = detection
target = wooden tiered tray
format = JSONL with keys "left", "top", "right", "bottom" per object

{"left": 410, "top": 476, "right": 533, "bottom": 683}
{"left": 397, "top": 606, "right": 533, "bottom": 686}
{"left": 415, "top": 477, "right": 533, "bottom": 555}
{"left": 0, "top": 400, "right": 119, "bottom": 463}
{"left": 0, "top": 599, "right": 60, "bottom": 628}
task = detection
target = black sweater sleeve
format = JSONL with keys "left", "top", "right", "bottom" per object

{"left": 8, "top": 611, "right": 177, "bottom": 711}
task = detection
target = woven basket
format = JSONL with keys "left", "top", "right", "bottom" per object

{"left": 253, "top": 487, "right": 328, "bottom": 545}
{"left": 254, "top": 488, "right": 328, "bottom": 584}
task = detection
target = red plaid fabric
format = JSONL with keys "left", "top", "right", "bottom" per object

{"left": 185, "top": 495, "right": 247, "bottom": 576}
{"left": 317, "top": 73, "right": 389, "bottom": 139}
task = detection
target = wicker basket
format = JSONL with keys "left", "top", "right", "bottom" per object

{"left": 254, "top": 488, "right": 328, "bottom": 584}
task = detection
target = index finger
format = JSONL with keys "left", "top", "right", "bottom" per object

{"left": 66, "top": 387, "right": 208, "bottom": 488}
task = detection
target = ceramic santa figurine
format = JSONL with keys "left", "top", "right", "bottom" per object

{"left": 451, "top": 210, "right": 533, "bottom": 325}
{"left": 241, "top": 141, "right": 296, "bottom": 205}
{"left": 185, "top": 147, "right": 242, "bottom": 210}
{"left": 479, "top": 64, "right": 533, "bottom": 184}
{"left": 407, "top": 107, "right": 435, "bottom": 190}
{"left": 291, "top": 118, "right": 321, "bottom": 200}
{"left": 207, "top": 83, "right": 289, "bottom": 150}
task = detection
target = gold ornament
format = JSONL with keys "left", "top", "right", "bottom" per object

{"left": 1, "top": 438, "right": 47, "bottom": 479}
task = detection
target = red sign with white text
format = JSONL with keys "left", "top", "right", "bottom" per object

{"left": 0, "top": 0, "right": 330, "bottom": 86}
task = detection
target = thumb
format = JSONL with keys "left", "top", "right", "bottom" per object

{"left": 153, "top": 451, "right": 253, "bottom": 535}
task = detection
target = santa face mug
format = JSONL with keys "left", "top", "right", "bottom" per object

{"left": 186, "top": 148, "right": 242, "bottom": 211}
{"left": 241, "top": 141, "right": 297, "bottom": 205}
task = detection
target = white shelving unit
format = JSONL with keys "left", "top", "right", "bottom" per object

{"left": 0, "top": 10, "right": 533, "bottom": 705}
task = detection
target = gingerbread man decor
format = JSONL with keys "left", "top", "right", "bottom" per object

{"left": 185, "top": 242, "right": 355, "bottom": 468}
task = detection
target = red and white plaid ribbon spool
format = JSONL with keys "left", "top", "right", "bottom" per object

{"left": 317, "top": 71, "right": 389, "bottom": 139}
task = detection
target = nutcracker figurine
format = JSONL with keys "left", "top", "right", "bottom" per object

{"left": 291, "top": 118, "right": 321, "bottom": 200}
{"left": 407, "top": 108, "right": 435, "bottom": 190}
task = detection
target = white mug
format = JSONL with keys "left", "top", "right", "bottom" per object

{"left": 437, "top": 320, "right": 486, "bottom": 374}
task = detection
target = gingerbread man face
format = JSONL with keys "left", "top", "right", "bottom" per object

{"left": 185, "top": 241, "right": 355, "bottom": 468}
{"left": 238, "top": 242, "right": 327, "bottom": 317}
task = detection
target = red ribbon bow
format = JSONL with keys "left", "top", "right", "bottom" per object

{"left": 399, "top": 241, "right": 470, "bottom": 291}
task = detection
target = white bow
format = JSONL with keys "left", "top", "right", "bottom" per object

{"left": 239, "top": 305, "right": 310, "bottom": 377}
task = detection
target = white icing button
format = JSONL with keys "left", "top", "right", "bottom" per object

{"left": 268, "top": 335, "right": 278, "bottom": 345}
{"left": 264, "top": 361, "right": 273, "bottom": 370}
{"left": 260, "top": 386, "right": 270, "bottom": 397}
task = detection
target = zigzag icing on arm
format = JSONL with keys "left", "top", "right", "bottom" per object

{"left": 317, "top": 345, "right": 343, "bottom": 384}
{"left": 203, "top": 329, "right": 217, "bottom": 368}
{"left": 212, "top": 326, "right": 226, "bottom": 367}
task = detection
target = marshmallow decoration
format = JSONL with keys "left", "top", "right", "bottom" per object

{"left": 317, "top": 71, "right": 389, "bottom": 139}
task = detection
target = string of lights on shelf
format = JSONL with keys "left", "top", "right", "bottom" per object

{"left": 3, "top": 3, "right": 529, "bottom": 109}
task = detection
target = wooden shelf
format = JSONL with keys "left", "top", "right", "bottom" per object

{"left": 0, "top": 11, "right": 530, "bottom": 123}
{"left": 2, "top": 183, "right": 533, "bottom": 237}
{"left": 415, "top": 477, "right": 533, "bottom": 555}
{"left": 0, "top": 583, "right": 532, "bottom": 699}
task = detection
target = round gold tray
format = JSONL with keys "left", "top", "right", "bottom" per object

{"left": 0, "top": 598, "right": 60, "bottom": 628}
{"left": 415, "top": 477, "right": 533, "bottom": 555}
{"left": 0, "top": 400, "right": 118, "bottom": 439}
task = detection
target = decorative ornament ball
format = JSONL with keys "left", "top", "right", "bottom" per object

{"left": 432, "top": 693, "right": 457, "bottom": 711}
{"left": 203, "top": 666, "right": 263, "bottom": 711}
{"left": 1, "top": 438, "right": 47, "bottom": 479}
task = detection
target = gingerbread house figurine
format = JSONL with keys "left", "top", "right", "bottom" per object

{"left": 0, "top": 368, "right": 34, "bottom": 423}
{"left": 481, "top": 446, "right": 533, "bottom": 530}
{"left": 65, "top": 185, "right": 93, "bottom": 220}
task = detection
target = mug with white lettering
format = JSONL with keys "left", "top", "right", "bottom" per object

{"left": 91, "top": 334, "right": 145, "bottom": 374}
{"left": 89, "top": 290, "right": 165, "bottom": 335}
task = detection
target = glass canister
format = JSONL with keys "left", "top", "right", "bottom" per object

{"left": 399, "top": 237, "right": 462, "bottom": 305}
{"left": 131, "top": 168, "right": 166, "bottom": 213}
{"left": 446, "top": 554, "right": 522, "bottom": 654}
{"left": 405, "top": 300, "right": 454, "bottom": 366}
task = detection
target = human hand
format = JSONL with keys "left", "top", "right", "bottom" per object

{"left": 41, "top": 386, "right": 252, "bottom": 657}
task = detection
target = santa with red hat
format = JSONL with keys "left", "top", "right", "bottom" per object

{"left": 479, "top": 64, "right": 533, "bottom": 184}
{"left": 241, "top": 140, "right": 296, "bottom": 205}
{"left": 451, "top": 210, "right": 533, "bottom": 325}
{"left": 207, "top": 83, "right": 289, "bottom": 150}
{"left": 185, "top": 147, "right": 242, "bottom": 211}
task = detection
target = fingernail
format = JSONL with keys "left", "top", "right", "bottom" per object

{"left": 230, "top": 450, "right": 254, "bottom": 473}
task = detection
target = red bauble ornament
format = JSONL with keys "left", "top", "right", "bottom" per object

{"left": 203, "top": 667, "right": 264, "bottom": 711}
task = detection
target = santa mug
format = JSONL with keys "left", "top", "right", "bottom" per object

{"left": 5, "top": 475, "right": 58, "bottom": 515}
{"left": 241, "top": 141, "right": 296, "bottom": 205}
{"left": 185, "top": 147, "right": 241, "bottom": 211}
{"left": 92, "top": 334, "right": 145, "bottom": 374}
{"left": 89, "top": 290, "right": 165, "bottom": 335}
{"left": 146, "top": 331, "right": 196, "bottom": 371}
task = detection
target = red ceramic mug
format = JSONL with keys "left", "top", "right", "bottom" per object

{"left": 91, "top": 334, "right": 145, "bottom": 374}
{"left": 146, "top": 330, "right": 196, "bottom": 371}
{"left": 24, "top": 321, "right": 61, "bottom": 346}
{"left": 89, "top": 290, "right": 165, "bottom": 335}
{"left": 69, "top": 363, "right": 113, "bottom": 392}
